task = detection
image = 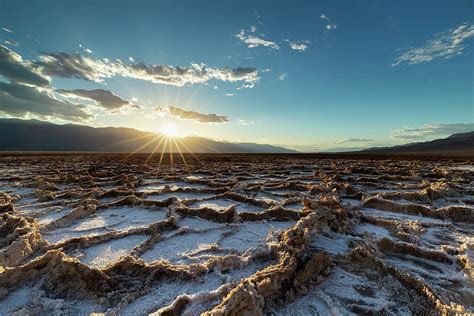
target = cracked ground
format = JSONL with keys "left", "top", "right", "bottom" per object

{"left": 0, "top": 153, "right": 472, "bottom": 315}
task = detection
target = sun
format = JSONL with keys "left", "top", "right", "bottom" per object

{"left": 160, "top": 123, "right": 180, "bottom": 137}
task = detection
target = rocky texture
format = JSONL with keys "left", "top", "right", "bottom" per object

{"left": 0, "top": 153, "right": 472, "bottom": 315}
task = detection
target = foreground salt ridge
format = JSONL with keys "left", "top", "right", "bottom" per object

{"left": 0, "top": 155, "right": 472, "bottom": 315}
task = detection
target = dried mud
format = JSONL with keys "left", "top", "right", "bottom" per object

{"left": 0, "top": 153, "right": 472, "bottom": 315}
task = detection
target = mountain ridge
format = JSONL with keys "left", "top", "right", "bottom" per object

{"left": 0, "top": 118, "right": 297, "bottom": 153}
{"left": 359, "top": 131, "right": 474, "bottom": 153}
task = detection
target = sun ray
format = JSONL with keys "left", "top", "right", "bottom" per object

{"left": 171, "top": 137, "right": 189, "bottom": 170}
{"left": 168, "top": 135, "right": 174, "bottom": 173}
{"left": 157, "top": 136, "right": 169, "bottom": 172}
{"left": 125, "top": 134, "right": 160, "bottom": 159}
{"left": 145, "top": 134, "right": 166, "bottom": 165}
{"left": 174, "top": 137, "right": 202, "bottom": 165}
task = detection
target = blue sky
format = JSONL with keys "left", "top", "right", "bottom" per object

{"left": 0, "top": 0, "right": 473, "bottom": 151}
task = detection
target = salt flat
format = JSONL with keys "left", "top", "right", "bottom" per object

{"left": 0, "top": 153, "right": 472, "bottom": 315}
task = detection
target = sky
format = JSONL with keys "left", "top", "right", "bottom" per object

{"left": 0, "top": 0, "right": 473, "bottom": 152}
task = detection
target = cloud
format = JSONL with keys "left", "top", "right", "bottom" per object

{"left": 320, "top": 14, "right": 337, "bottom": 30}
{"left": 236, "top": 119, "right": 254, "bottom": 125}
{"left": 4, "top": 39, "right": 18, "bottom": 47}
{"left": 0, "top": 81, "right": 91, "bottom": 121}
{"left": 392, "top": 123, "right": 474, "bottom": 140}
{"left": 78, "top": 44, "right": 93, "bottom": 54}
{"left": 35, "top": 52, "right": 261, "bottom": 87}
{"left": 34, "top": 52, "right": 115, "bottom": 83}
{"left": 236, "top": 30, "right": 279, "bottom": 49}
{"left": 336, "top": 138, "right": 373, "bottom": 144}
{"left": 56, "top": 88, "right": 135, "bottom": 111}
{"left": 1, "top": 27, "right": 13, "bottom": 34}
{"left": 225, "top": 93, "right": 235, "bottom": 97}
{"left": 156, "top": 106, "right": 229, "bottom": 123}
{"left": 289, "top": 41, "right": 309, "bottom": 52}
{"left": 0, "top": 45, "right": 50, "bottom": 87}
{"left": 393, "top": 23, "right": 474, "bottom": 66}
{"left": 278, "top": 73, "right": 287, "bottom": 80}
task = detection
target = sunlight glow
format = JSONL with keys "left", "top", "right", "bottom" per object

{"left": 160, "top": 123, "right": 180, "bottom": 137}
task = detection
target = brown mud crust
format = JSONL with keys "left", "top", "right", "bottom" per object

{"left": 0, "top": 153, "right": 472, "bottom": 315}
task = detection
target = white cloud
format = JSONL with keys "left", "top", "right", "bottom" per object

{"left": 35, "top": 52, "right": 261, "bottom": 87}
{"left": 326, "top": 24, "right": 338, "bottom": 30}
{"left": 225, "top": 93, "right": 235, "bottom": 97}
{"left": 392, "top": 123, "right": 474, "bottom": 140}
{"left": 393, "top": 23, "right": 474, "bottom": 66}
{"left": 320, "top": 14, "right": 329, "bottom": 21}
{"left": 289, "top": 41, "right": 309, "bottom": 52}
{"left": 236, "top": 30, "right": 279, "bottom": 49}
{"left": 1, "top": 27, "right": 13, "bottom": 34}
{"left": 236, "top": 119, "right": 254, "bottom": 125}
{"left": 79, "top": 44, "right": 93, "bottom": 54}
{"left": 4, "top": 39, "right": 18, "bottom": 47}
{"left": 278, "top": 73, "right": 287, "bottom": 80}
{"left": 250, "top": 25, "right": 257, "bottom": 33}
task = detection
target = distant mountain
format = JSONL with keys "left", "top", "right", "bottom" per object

{"left": 360, "top": 131, "right": 474, "bottom": 154}
{"left": 0, "top": 119, "right": 297, "bottom": 153}
{"left": 323, "top": 147, "right": 367, "bottom": 153}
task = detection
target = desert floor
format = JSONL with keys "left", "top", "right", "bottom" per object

{"left": 0, "top": 153, "right": 472, "bottom": 315}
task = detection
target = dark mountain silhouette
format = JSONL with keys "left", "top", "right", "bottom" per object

{"left": 360, "top": 131, "right": 474, "bottom": 154}
{"left": 0, "top": 119, "right": 297, "bottom": 153}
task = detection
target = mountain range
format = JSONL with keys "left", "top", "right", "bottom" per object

{"left": 0, "top": 118, "right": 472, "bottom": 154}
{"left": 360, "top": 131, "right": 474, "bottom": 154}
{"left": 0, "top": 119, "right": 297, "bottom": 153}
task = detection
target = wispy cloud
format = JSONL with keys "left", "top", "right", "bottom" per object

{"left": 392, "top": 123, "right": 474, "bottom": 140}
{"left": 4, "top": 39, "right": 18, "bottom": 47}
{"left": 393, "top": 23, "right": 474, "bottom": 66}
{"left": 236, "top": 30, "right": 279, "bottom": 49}
{"left": 56, "top": 88, "right": 136, "bottom": 111}
{"left": 335, "top": 138, "right": 373, "bottom": 144}
{"left": 236, "top": 119, "right": 254, "bottom": 125}
{"left": 278, "top": 73, "right": 287, "bottom": 80}
{"left": 225, "top": 93, "right": 235, "bottom": 97}
{"left": 1, "top": 27, "right": 14, "bottom": 34}
{"left": 156, "top": 106, "right": 229, "bottom": 123}
{"left": 35, "top": 52, "right": 261, "bottom": 87}
{"left": 326, "top": 24, "right": 338, "bottom": 30}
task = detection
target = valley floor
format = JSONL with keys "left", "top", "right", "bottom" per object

{"left": 0, "top": 154, "right": 472, "bottom": 315}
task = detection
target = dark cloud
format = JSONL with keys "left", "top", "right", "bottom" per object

{"left": 35, "top": 52, "right": 260, "bottom": 87}
{"left": 336, "top": 138, "right": 373, "bottom": 144}
{"left": 0, "top": 81, "right": 91, "bottom": 121}
{"left": 56, "top": 88, "right": 134, "bottom": 111}
{"left": 0, "top": 45, "right": 50, "bottom": 86}
{"left": 35, "top": 52, "right": 110, "bottom": 82}
{"left": 157, "top": 106, "right": 229, "bottom": 123}
{"left": 392, "top": 123, "right": 474, "bottom": 140}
